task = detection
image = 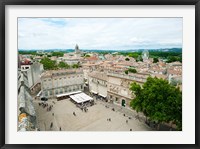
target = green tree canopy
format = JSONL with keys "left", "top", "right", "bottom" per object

{"left": 58, "top": 61, "right": 70, "bottom": 69}
{"left": 125, "top": 57, "right": 130, "bottom": 61}
{"left": 72, "top": 63, "right": 81, "bottom": 68}
{"left": 19, "top": 51, "right": 37, "bottom": 55}
{"left": 153, "top": 57, "right": 159, "bottom": 63}
{"left": 40, "top": 57, "right": 57, "bottom": 70}
{"left": 85, "top": 54, "right": 90, "bottom": 57}
{"left": 128, "top": 68, "right": 137, "bottom": 73}
{"left": 52, "top": 52, "right": 64, "bottom": 57}
{"left": 128, "top": 53, "right": 140, "bottom": 59}
{"left": 167, "top": 56, "right": 182, "bottom": 63}
{"left": 125, "top": 70, "right": 129, "bottom": 74}
{"left": 125, "top": 68, "right": 137, "bottom": 74}
{"left": 130, "top": 77, "right": 182, "bottom": 130}
{"left": 136, "top": 55, "right": 143, "bottom": 62}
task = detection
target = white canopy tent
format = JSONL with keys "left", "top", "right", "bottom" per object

{"left": 36, "top": 90, "right": 42, "bottom": 97}
{"left": 99, "top": 94, "right": 107, "bottom": 98}
{"left": 70, "top": 92, "right": 93, "bottom": 104}
{"left": 90, "top": 90, "right": 98, "bottom": 94}
{"left": 56, "top": 91, "right": 82, "bottom": 98}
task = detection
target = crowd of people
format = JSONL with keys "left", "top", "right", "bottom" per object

{"left": 38, "top": 102, "right": 54, "bottom": 112}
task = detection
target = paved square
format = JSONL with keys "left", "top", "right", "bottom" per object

{"left": 33, "top": 99, "right": 152, "bottom": 131}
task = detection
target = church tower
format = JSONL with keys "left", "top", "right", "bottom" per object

{"left": 75, "top": 44, "right": 80, "bottom": 54}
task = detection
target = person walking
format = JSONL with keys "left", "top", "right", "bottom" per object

{"left": 50, "top": 122, "right": 53, "bottom": 129}
{"left": 73, "top": 112, "right": 76, "bottom": 116}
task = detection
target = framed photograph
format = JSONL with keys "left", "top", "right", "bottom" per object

{"left": 1, "top": 0, "right": 199, "bottom": 148}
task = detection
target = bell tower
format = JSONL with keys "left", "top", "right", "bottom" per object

{"left": 75, "top": 44, "right": 80, "bottom": 54}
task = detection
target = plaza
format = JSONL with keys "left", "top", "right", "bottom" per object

{"left": 33, "top": 98, "right": 152, "bottom": 131}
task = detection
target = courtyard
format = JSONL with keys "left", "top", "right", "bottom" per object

{"left": 33, "top": 98, "right": 152, "bottom": 131}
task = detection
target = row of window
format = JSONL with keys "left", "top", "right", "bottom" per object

{"left": 43, "top": 75, "right": 83, "bottom": 82}
{"left": 91, "top": 79, "right": 107, "bottom": 85}
{"left": 43, "top": 82, "right": 84, "bottom": 89}
{"left": 44, "top": 85, "right": 83, "bottom": 96}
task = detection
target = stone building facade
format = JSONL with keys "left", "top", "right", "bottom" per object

{"left": 88, "top": 71, "right": 108, "bottom": 98}
{"left": 107, "top": 72, "right": 149, "bottom": 107}
{"left": 18, "top": 70, "right": 37, "bottom": 131}
{"left": 41, "top": 69, "right": 84, "bottom": 98}
{"left": 20, "top": 62, "right": 44, "bottom": 94}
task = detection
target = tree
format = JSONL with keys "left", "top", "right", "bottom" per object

{"left": 130, "top": 77, "right": 182, "bottom": 130}
{"left": 125, "top": 58, "right": 130, "bottom": 61}
{"left": 153, "top": 57, "right": 159, "bottom": 63}
{"left": 40, "top": 57, "right": 57, "bottom": 70}
{"left": 125, "top": 70, "right": 129, "bottom": 74}
{"left": 18, "top": 51, "right": 37, "bottom": 55}
{"left": 58, "top": 62, "right": 70, "bottom": 68}
{"left": 72, "top": 63, "right": 80, "bottom": 68}
{"left": 52, "top": 52, "right": 64, "bottom": 57}
{"left": 137, "top": 55, "right": 143, "bottom": 62}
{"left": 85, "top": 54, "right": 90, "bottom": 57}
{"left": 167, "top": 56, "right": 182, "bottom": 63}
{"left": 128, "top": 68, "right": 137, "bottom": 73}
{"left": 128, "top": 53, "right": 139, "bottom": 59}
{"left": 125, "top": 68, "right": 137, "bottom": 74}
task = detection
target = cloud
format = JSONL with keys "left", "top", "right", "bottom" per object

{"left": 18, "top": 18, "right": 182, "bottom": 50}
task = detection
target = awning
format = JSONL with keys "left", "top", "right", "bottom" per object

{"left": 90, "top": 90, "right": 98, "bottom": 94}
{"left": 36, "top": 90, "right": 42, "bottom": 97}
{"left": 70, "top": 92, "right": 93, "bottom": 103}
{"left": 99, "top": 94, "right": 107, "bottom": 98}
{"left": 56, "top": 91, "right": 82, "bottom": 98}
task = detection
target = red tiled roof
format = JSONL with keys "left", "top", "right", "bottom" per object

{"left": 85, "top": 56, "right": 98, "bottom": 61}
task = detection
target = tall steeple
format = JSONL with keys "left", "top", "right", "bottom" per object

{"left": 75, "top": 44, "right": 80, "bottom": 54}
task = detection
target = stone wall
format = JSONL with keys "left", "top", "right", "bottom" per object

{"left": 18, "top": 72, "right": 37, "bottom": 131}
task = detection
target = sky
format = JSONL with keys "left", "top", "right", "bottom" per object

{"left": 18, "top": 18, "right": 182, "bottom": 50}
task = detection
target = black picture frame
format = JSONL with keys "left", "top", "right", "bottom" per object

{"left": 0, "top": 0, "right": 200, "bottom": 149}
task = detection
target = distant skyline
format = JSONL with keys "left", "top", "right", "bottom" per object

{"left": 18, "top": 18, "right": 182, "bottom": 50}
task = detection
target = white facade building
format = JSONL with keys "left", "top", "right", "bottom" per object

{"left": 20, "top": 62, "right": 44, "bottom": 94}
{"left": 88, "top": 71, "right": 108, "bottom": 98}
{"left": 41, "top": 69, "right": 84, "bottom": 98}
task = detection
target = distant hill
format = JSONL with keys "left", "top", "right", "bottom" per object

{"left": 18, "top": 48, "right": 182, "bottom": 53}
